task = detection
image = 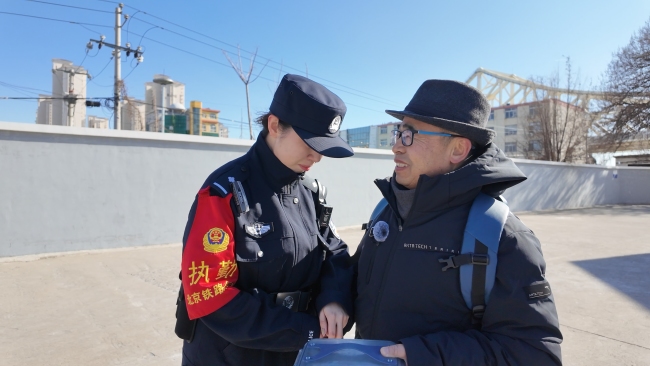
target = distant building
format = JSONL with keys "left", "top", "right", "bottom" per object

{"left": 87, "top": 116, "right": 108, "bottom": 129}
{"left": 488, "top": 102, "right": 538, "bottom": 158}
{"left": 164, "top": 113, "right": 188, "bottom": 134}
{"left": 488, "top": 100, "right": 589, "bottom": 162}
{"left": 614, "top": 153, "right": 650, "bottom": 166}
{"left": 121, "top": 99, "right": 146, "bottom": 131}
{"left": 145, "top": 75, "right": 185, "bottom": 132}
{"left": 341, "top": 122, "right": 399, "bottom": 149}
{"left": 188, "top": 101, "right": 228, "bottom": 137}
{"left": 36, "top": 95, "right": 53, "bottom": 125}
{"left": 590, "top": 131, "right": 650, "bottom": 166}
{"left": 36, "top": 59, "right": 89, "bottom": 127}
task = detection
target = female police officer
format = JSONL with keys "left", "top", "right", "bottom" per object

{"left": 176, "top": 74, "right": 354, "bottom": 365}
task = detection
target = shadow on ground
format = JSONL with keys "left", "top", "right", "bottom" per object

{"left": 524, "top": 205, "right": 650, "bottom": 217}
{"left": 572, "top": 253, "right": 650, "bottom": 311}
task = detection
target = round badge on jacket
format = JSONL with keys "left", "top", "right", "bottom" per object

{"left": 282, "top": 296, "right": 295, "bottom": 309}
{"left": 328, "top": 116, "right": 342, "bottom": 133}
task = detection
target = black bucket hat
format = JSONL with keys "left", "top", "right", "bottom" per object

{"left": 386, "top": 80, "right": 495, "bottom": 146}
{"left": 270, "top": 74, "right": 354, "bottom": 158}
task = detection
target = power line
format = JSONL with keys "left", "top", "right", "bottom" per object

{"left": 26, "top": 0, "right": 113, "bottom": 14}
{"left": 128, "top": 32, "right": 232, "bottom": 69}
{"left": 0, "top": 96, "right": 111, "bottom": 100}
{"left": 3, "top": 9, "right": 396, "bottom": 112}
{"left": 0, "top": 81, "right": 50, "bottom": 94}
{"left": 91, "top": 57, "right": 114, "bottom": 80}
{"left": 77, "top": 23, "right": 106, "bottom": 41}
{"left": 0, "top": 11, "right": 112, "bottom": 28}
{"left": 127, "top": 31, "right": 390, "bottom": 112}
{"left": 122, "top": 62, "right": 139, "bottom": 81}
{"left": 124, "top": 10, "right": 142, "bottom": 45}
{"left": 0, "top": 85, "right": 36, "bottom": 98}
{"left": 120, "top": 5, "right": 400, "bottom": 105}
{"left": 5, "top": 6, "right": 394, "bottom": 117}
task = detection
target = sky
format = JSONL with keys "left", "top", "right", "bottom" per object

{"left": 0, "top": 0, "right": 649, "bottom": 137}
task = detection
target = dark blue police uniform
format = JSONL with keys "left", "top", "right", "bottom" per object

{"left": 176, "top": 74, "right": 354, "bottom": 366}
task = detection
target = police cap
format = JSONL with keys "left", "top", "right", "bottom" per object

{"left": 270, "top": 74, "right": 353, "bottom": 158}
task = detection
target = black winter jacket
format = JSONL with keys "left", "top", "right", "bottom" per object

{"left": 180, "top": 134, "right": 353, "bottom": 366}
{"left": 353, "top": 144, "right": 563, "bottom": 366}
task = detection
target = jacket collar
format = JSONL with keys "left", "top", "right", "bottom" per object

{"left": 376, "top": 143, "right": 526, "bottom": 225}
{"left": 250, "top": 132, "right": 302, "bottom": 192}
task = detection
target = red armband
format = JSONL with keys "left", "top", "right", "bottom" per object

{"left": 181, "top": 187, "right": 240, "bottom": 320}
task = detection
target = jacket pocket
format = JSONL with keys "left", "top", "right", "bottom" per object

{"left": 236, "top": 234, "right": 292, "bottom": 292}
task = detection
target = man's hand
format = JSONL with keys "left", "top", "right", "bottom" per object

{"left": 381, "top": 344, "right": 408, "bottom": 365}
{"left": 318, "top": 302, "right": 349, "bottom": 339}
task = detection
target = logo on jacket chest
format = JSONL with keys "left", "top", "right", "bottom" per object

{"left": 403, "top": 243, "right": 459, "bottom": 254}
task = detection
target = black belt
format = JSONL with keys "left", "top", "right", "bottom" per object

{"left": 273, "top": 291, "right": 311, "bottom": 312}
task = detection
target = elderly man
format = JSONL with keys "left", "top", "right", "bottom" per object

{"left": 352, "top": 80, "right": 562, "bottom": 365}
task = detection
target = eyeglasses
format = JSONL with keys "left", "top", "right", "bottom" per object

{"left": 390, "top": 129, "right": 462, "bottom": 147}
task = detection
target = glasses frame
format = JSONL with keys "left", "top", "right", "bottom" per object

{"left": 391, "top": 128, "right": 463, "bottom": 147}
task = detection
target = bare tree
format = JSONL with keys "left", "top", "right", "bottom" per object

{"left": 524, "top": 58, "right": 592, "bottom": 162}
{"left": 121, "top": 81, "right": 145, "bottom": 131}
{"left": 223, "top": 47, "right": 269, "bottom": 140}
{"left": 601, "top": 18, "right": 650, "bottom": 137}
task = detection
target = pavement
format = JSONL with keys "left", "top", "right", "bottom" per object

{"left": 1, "top": 205, "right": 649, "bottom": 365}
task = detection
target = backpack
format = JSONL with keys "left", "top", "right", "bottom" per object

{"left": 366, "top": 192, "right": 509, "bottom": 325}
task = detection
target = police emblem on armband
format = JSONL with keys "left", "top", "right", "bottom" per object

{"left": 203, "top": 227, "right": 230, "bottom": 253}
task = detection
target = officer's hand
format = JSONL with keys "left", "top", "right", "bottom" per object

{"left": 318, "top": 302, "right": 349, "bottom": 339}
{"left": 380, "top": 344, "right": 408, "bottom": 365}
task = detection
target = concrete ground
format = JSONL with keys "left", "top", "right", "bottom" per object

{"left": 1, "top": 206, "right": 649, "bottom": 366}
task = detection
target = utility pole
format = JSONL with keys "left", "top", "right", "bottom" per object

{"left": 53, "top": 65, "right": 90, "bottom": 127}
{"left": 86, "top": 3, "right": 143, "bottom": 130}
{"left": 114, "top": 3, "right": 122, "bottom": 130}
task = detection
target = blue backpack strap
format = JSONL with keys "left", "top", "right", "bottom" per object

{"left": 369, "top": 198, "right": 388, "bottom": 224}
{"left": 438, "top": 192, "right": 509, "bottom": 324}
{"left": 462, "top": 192, "right": 509, "bottom": 321}
{"left": 362, "top": 198, "right": 389, "bottom": 231}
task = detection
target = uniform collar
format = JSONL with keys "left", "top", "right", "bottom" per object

{"left": 251, "top": 132, "right": 302, "bottom": 192}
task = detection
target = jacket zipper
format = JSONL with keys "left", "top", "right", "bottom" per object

{"left": 365, "top": 241, "right": 378, "bottom": 284}
{"left": 368, "top": 215, "right": 403, "bottom": 338}
{"left": 365, "top": 207, "right": 400, "bottom": 284}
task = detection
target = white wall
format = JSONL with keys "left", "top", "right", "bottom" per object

{"left": 1, "top": 122, "right": 649, "bottom": 257}
{"left": 505, "top": 160, "right": 620, "bottom": 212}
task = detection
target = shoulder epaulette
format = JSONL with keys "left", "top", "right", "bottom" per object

{"left": 203, "top": 155, "right": 251, "bottom": 198}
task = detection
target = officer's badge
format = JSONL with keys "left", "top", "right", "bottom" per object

{"left": 203, "top": 227, "right": 230, "bottom": 253}
{"left": 371, "top": 221, "right": 389, "bottom": 242}
{"left": 328, "top": 116, "right": 341, "bottom": 133}
{"left": 245, "top": 222, "right": 273, "bottom": 239}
